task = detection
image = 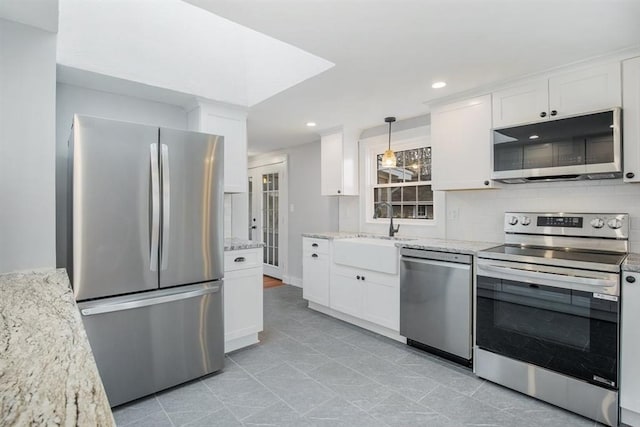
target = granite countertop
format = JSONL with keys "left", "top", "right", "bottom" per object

{"left": 224, "top": 238, "right": 264, "bottom": 251}
{"left": 302, "top": 232, "right": 499, "bottom": 255}
{"left": 396, "top": 238, "right": 501, "bottom": 255}
{"left": 0, "top": 269, "right": 114, "bottom": 427}
{"left": 623, "top": 253, "right": 640, "bottom": 273}
{"left": 301, "top": 231, "right": 361, "bottom": 239}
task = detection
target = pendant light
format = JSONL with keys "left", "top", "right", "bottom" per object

{"left": 381, "top": 116, "right": 397, "bottom": 168}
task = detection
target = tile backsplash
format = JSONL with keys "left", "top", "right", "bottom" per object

{"left": 445, "top": 180, "right": 640, "bottom": 251}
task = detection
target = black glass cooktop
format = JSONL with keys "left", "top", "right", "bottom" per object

{"left": 479, "top": 245, "right": 626, "bottom": 269}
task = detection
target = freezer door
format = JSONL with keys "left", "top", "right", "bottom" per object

{"left": 78, "top": 282, "right": 224, "bottom": 407}
{"left": 158, "top": 128, "right": 224, "bottom": 287}
{"left": 70, "top": 115, "right": 160, "bottom": 301}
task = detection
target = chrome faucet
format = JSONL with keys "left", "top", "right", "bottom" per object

{"left": 378, "top": 202, "right": 400, "bottom": 237}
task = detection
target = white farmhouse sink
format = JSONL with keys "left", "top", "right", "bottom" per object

{"left": 332, "top": 237, "right": 401, "bottom": 274}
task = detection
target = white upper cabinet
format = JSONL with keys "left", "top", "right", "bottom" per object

{"left": 623, "top": 56, "right": 640, "bottom": 183}
{"left": 320, "top": 129, "right": 359, "bottom": 196}
{"left": 188, "top": 101, "right": 248, "bottom": 193}
{"left": 493, "top": 62, "right": 622, "bottom": 128}
{"left": 431, "top": 94, "right": 494, "bottom": 190}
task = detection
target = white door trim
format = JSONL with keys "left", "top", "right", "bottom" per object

{"left": 248, "top": 158, "right": 288, "bottom": 281}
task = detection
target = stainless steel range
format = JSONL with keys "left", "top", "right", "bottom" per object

{"left": 476, "top": 212, "right": 628, "bottom": 427}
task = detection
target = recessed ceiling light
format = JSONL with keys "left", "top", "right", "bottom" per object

{"left": 529, "top": 135, "right": 539, "bottom": 140}
{"left": 306, "top": 122, "right": 316, "bottom": 127}
{"left": 431, "top": 81, "right": 447, "bottom": 89}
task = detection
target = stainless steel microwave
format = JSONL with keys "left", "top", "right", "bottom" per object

{"left": 491, "top": 108, "right": 622, "bottom": 183}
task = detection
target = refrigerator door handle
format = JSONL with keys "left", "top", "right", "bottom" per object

{"left": 80, "top": 284, "right": 221, "bottom": 316}
{"left": 161, "top": 144, "right": 170, "bottom": 270}
{"left": 150, "top": 143, "right": 160, "bottom": 272}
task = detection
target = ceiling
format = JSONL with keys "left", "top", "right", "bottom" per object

{"left": 57, "top": 0, "right": 333, "bottom": 107}
{"left": 186, "top": 0, "right": 640, "bottom": 154}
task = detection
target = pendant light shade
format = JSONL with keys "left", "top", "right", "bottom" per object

{"left": 381, "top": 116, "right": 397, "bottom": 168}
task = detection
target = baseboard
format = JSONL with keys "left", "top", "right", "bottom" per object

{"left": 283, "top": 275, "right": 302, "bottom": 288}
{"left": 308, "top": 301, "right": 406, "bottom": 344}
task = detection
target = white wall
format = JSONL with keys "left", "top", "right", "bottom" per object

{"left": 0, "top": 19, "right": 57, "bottom": 273}
{"left": 446, "top": 180, "right": 640, "bottom": 250}
{"left": 55, "top": 83, "right": 188, "bottom": 266}
{"left": 251, "top": 141, "right": 339, "bottom": 285}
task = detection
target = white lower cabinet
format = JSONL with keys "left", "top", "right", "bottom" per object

{"left": 329, "top": 273, "right": 364, "bottom": 318}
{"left": 224, "top": 248, "right": 263, "bottom": 353}
{"left": 621, "top": 271, "right": 640, "bottom": 426}
{"left": 363, "top": 279, "right": 399, "bottom": 331}
{"left": 302, "top": 237, "right": 401, "bottom": 339}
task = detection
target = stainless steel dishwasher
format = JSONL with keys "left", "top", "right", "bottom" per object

{"left": 400, "top": 248, "right": 473, "bottom": 365}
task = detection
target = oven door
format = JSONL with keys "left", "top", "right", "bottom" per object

{"left": 476, "top": 259, "right": 619, "bottom": 389}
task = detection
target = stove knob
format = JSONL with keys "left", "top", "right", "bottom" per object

{"left": 520, "top": 216, "right": 531, "bottom": 226}
{"left": 508, "top": 216, "right": 519, "bottom": 226}
{"left": 607, "top": 218, "right": 622, "bottom": 229}
{"left": 590, "top": 218, "right": 605, "bottom": 229}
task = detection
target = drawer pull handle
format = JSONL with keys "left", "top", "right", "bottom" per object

{"left": 234, "top": 257, "right": 246, "bottom": 263}
{"left": 312, "top": 254, "right": 318, "bottom": 258}
{"left": 312, "top": 243, "right": 319, "bottom": 247}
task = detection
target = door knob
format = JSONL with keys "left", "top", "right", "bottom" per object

{"left": 539, "top": 112, "right": 547, "bottom": 118}
{"left": 626, "top": 172, "right": 635, "bottom": 179}
{"left": 550, "top": 110, "right": 558, "bottom": 116}
{"left": 251, "top": 226, "right": 257, "bottom": 229}
{"left": 627, "top": 276, "right": 636, "bottom": 284}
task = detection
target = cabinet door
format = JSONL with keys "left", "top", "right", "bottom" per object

{"left": 363, "top": 280, "right": 399, "bottom": 331}
{"left": 302, "top": 252, "right": 329, "bottom": 306}
{"left": 321, "top": 132, "right": 344, "bottom": 195}
{"left": 492, "top": 80, "right": 549, "bottom": 127}
{"left": 224, "top": 266, "right": 263, "bottom": 342}
{"left": 549, "top": 62, "right": 621, "bottom": 119}
{"left": 431, "top": 95, "right": 494, "bottom": 190}
{"left": 621, "top": 272, "right": 640, "bottom": 423}
{"left": 623, "top": 57, "right": 640, "bottom": 183}
{"left": 329, "top": 273, "right": 363, "bottom": 318}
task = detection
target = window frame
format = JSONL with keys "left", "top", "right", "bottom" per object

{"left": 364, "top": 135, "right": 436, "bottom": 225}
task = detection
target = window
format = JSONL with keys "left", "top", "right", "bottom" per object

{"left": 373, "top": 147, "right": 433, "bottom": 220}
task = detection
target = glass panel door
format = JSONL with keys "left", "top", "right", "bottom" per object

{"left": 262, "top": 173, "right": 279, "bottom": 268}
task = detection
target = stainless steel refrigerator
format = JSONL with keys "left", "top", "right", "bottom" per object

{"left": 66, "top": 115, "right": 225, "bottom": 407}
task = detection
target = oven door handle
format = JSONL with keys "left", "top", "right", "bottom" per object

{"left": 478, "top": 264, "right": 619, "bottom": 294}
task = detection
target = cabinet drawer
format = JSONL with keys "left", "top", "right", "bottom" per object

{"left": 224, "top": 249, "right": 262, "bottom": 272}
{"left": 303, "top": 237, "right": 329, "bottom": 254}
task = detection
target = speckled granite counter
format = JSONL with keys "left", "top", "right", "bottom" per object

{"left": 396, "top": 238, "right": 500, "bottom": 255}
{"left": 224, "top": 238, "right": 264, "bottom": 251}
{"left": 302, "top": 232, "right": 498, "bottom": 255}
{"left": 301, "top": 231, "right": 361, "bottom": 239}
{"left": 0, "top": 269, "right": 114, "bottom": 427}
{"left": 623, "top": 253, "right": 640, "bottom": 273}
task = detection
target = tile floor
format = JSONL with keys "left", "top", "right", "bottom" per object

{"left": 112, "top": 285, "right": 602, "bottom": 426}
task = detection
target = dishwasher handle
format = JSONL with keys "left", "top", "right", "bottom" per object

{"left": 402, "top": 256, "right": 472, "bottom": 270}
{"left": 400, "top": 248, "right": 472, "bottom": 264}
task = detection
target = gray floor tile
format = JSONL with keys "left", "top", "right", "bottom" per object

{"left": 419, "top": 385, "right": 518, "bottom": 426}
{"left": 343, "top": 331, "right": 414, "bottom": 362}
{"left": 112, "top": 396, "right": 164, "bottom": 426}
{"left": 227, "top": 345, "right": 282, "bottom": 375}
{"left": 368, "top": 392, "right": 453, "bottom": 427}
{"left": 256, "top": 364, "right": 336, "bottom": 414}
{"left": 181, "top": 408, "right": 243, "bottom": 426}
{"left": 307, "top": 361, "right": 376, "bottom": 387}
{"left": 167, "top": 411, "right": 216, "bottom": 426}
{"left": 243, "top": 401, "right": 313, "bottom": 427}
{"left": 201, "top": 363, "right": 280, "bottom": 420}
{"left": 156, "top": 380, "right": 224, "bottom": 414}
{"left": 307, "top": 335, "right": 370, "bottom": 359}
{"left": 303, "top": 396, "right": 387, "bottom": 427}
{"left": 324, "top": 382, "right": 395, "bottom": 412}
{"left": 119, "top": 410, "right": 173, "bottom": 427}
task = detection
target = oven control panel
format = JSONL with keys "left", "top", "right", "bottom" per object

{"left": 504, "top": 212, "right": 629, "bottom": 238}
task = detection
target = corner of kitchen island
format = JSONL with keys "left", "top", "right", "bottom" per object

{"left": 0, "top": 268, "right": 114, "bottom": 426}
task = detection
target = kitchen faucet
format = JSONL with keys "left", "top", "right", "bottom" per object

{"left": 378, "top": 202, "right": 400, "bottom": 237}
